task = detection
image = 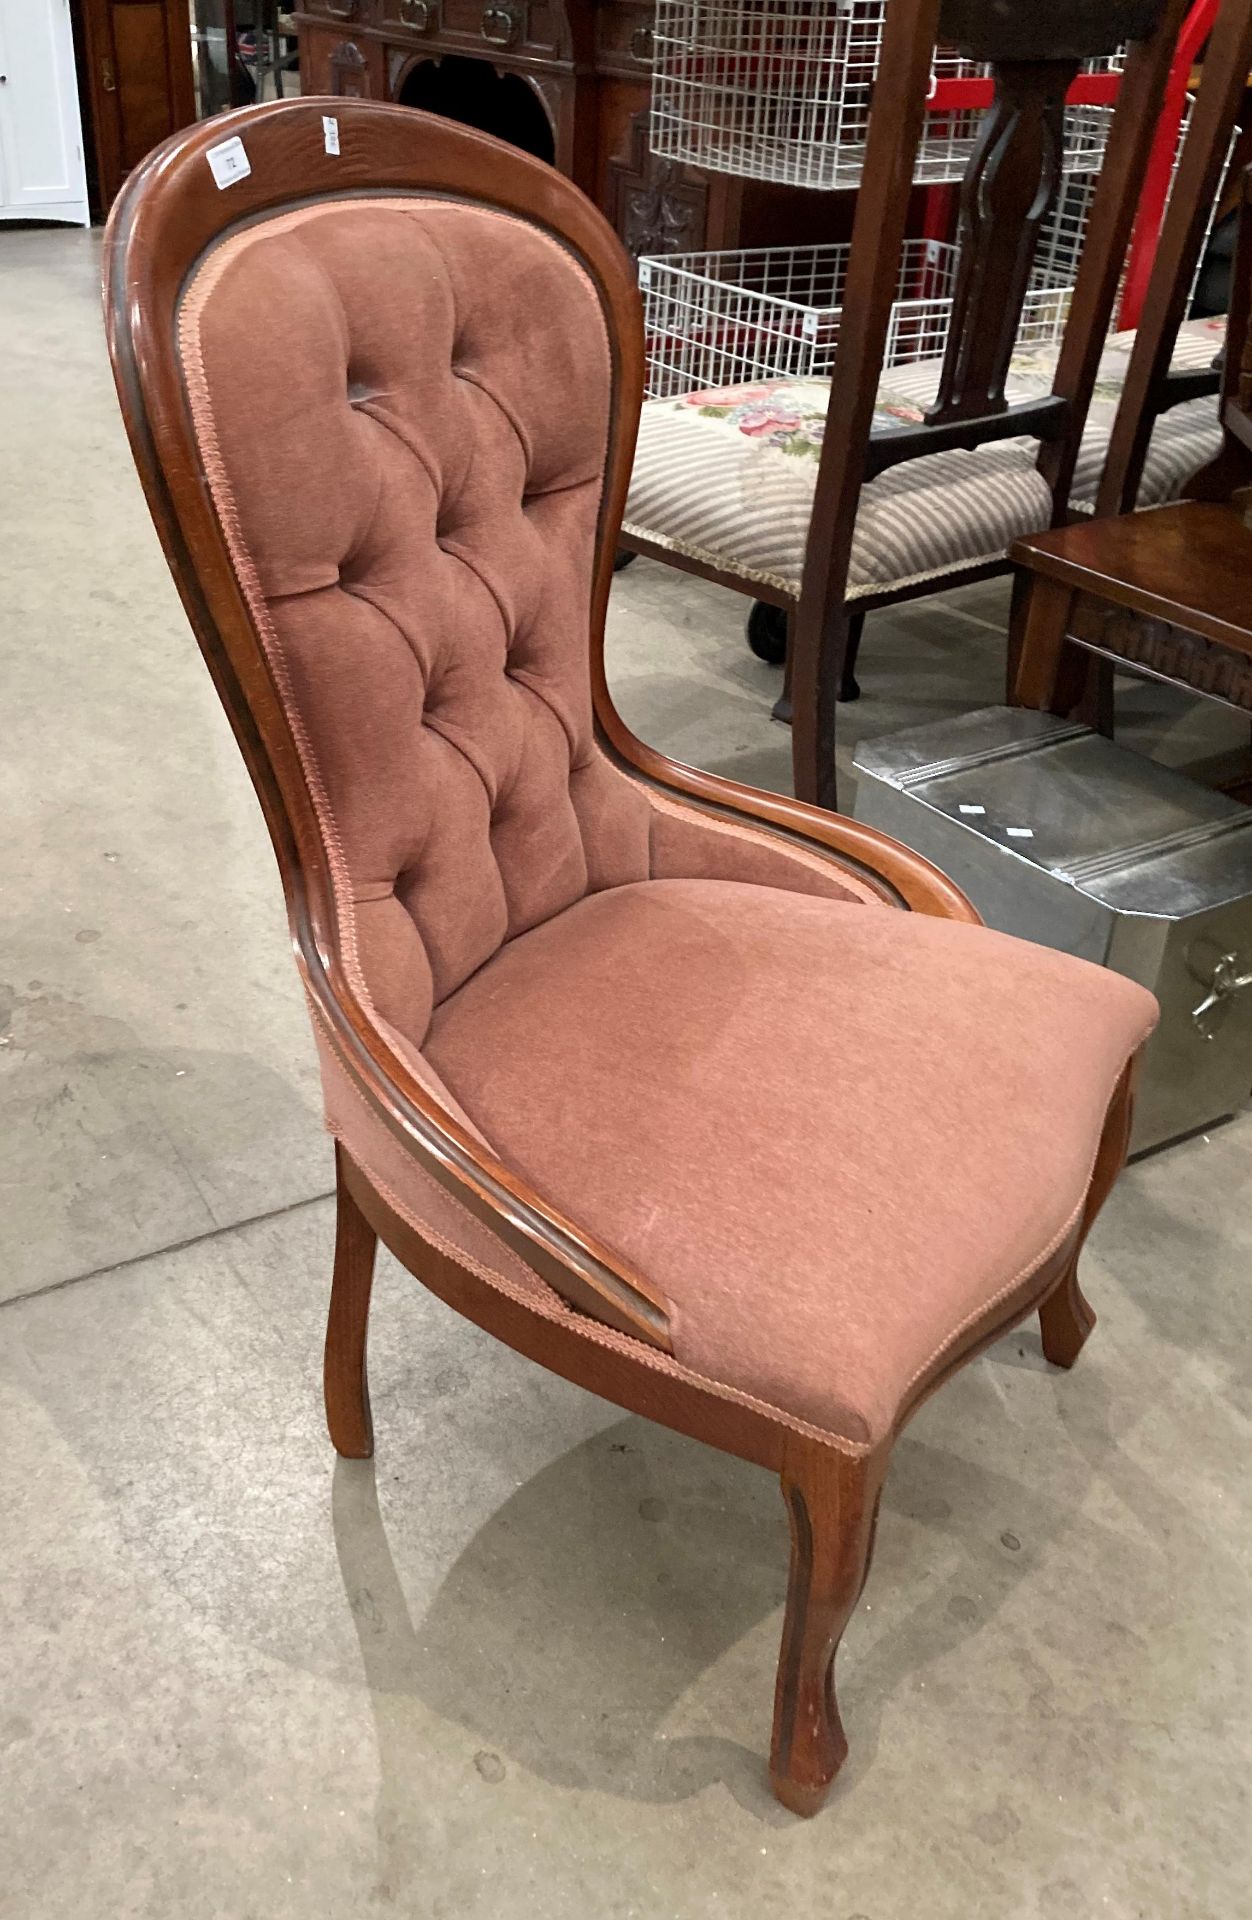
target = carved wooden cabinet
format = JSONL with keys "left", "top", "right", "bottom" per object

{"left": 292, "top": 0, "right": 825, "bottom": 260}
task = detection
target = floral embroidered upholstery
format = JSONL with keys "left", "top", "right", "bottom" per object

{"left": 623, "top": 318, "right": 1227, "bottom": 599}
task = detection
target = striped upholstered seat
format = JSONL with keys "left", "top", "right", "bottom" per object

{"left": 623, "top": 318, "right": 1226, "bottom": 602}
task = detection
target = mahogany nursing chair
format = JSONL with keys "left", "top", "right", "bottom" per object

{"left": 104, "top": 100, "right": 1156, "bottom": 1815}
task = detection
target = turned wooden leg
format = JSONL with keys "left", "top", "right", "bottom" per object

{"left": 1039, "top": 1254, "right": 1096, "bottom": 1368}
{"left": 770, "top": 1434, "right": 887, "bottom": 1817}
{"left": 324, "top": 1144, "right": 378, "bottom": 1459}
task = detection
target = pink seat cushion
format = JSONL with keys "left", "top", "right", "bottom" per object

{"left": 425, "top": 880, "right": 1156, "bottom": 1444}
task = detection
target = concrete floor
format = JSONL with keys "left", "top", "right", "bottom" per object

{"left": 1, "top": 224, "right": 1249, "bottom": 1919}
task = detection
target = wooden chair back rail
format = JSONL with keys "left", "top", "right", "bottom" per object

{"left": 937, "top": 0, "right": 1169, "bottom": 59}
{"left": 1096, "top": 0, "right": 1252, "bottom": 515}
{"left": 924, "top": 57, "right": 1078, "bottom": 427}
{"left": 864, "top": 396, "right": 1070, "bottom": 481}
{"left": 1161, "top": 366, "right": 1226, "bottom": 408}
{"left": 788, "top": 0, "right": 1190, "bottom": 806}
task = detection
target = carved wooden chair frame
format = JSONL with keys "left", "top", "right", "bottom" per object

{"left": 105, "top": 99, "right": 1136, "bottom": 1815}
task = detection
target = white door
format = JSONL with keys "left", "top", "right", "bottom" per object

{"left": 0, "top": 0, "right": 90, "bottom": 225}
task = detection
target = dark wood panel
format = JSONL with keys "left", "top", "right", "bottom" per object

{"left": 112, "top": 5, "right": 178, "bottom": 166}
{"left": 603, "top": 102, "right": 708, "bottom": 261}
{"left": 292, "top": 0, "right": 842, "bottom": 260}
{"left": 299, "top": 25, "right": 387, "bottom": 95}
{"left": 76, "top": 0, "right": 197, "bottom": 210}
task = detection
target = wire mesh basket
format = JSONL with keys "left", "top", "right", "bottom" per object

{"left": 638, "top": 85, "right": 1219, "bottom": 403}
{"left": 649, "top": 0, "right": 1123, "bottom": 191}
{"left": 639, "top": 227, "right": 1083, "bottom": 400}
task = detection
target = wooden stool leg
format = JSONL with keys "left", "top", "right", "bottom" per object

{"left": 770, "top": 1435, "right": 887, "bottom": 1816}
{"left": 324, "top": 1144, "right": 378, "bottom": 1459}
{"left": 1011, "top": 575, "right": 1078, "bottom": 712}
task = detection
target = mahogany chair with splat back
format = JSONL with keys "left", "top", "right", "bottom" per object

{"left": 1011, "top": 148, "right": 1252, "bottom": 734}
{"left": 105, "top": 98, "right": 1157, "bottom": 1816}
{"left": 622, "top": 0, "right": 1243, "bottom": 809}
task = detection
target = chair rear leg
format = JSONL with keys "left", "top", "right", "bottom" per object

{"left": 324, "top": 1144, "right": 378, "bottom": 1459}
{"left": 1039, "top": 1253, "right": 1097, "bottom": 1367}
{"left": 770, "top": 1434, "right": 887, "bottom": 1816}
{"left": 1039, "top": 1058, "right": 1137, "bottom": 1370}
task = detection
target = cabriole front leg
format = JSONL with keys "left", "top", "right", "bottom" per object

{"left": 770, "top": 1433, "right": 888, "bottom": 1816}
{"left": 1038, "top": 1058, "right": 1137, "bottom": 1370}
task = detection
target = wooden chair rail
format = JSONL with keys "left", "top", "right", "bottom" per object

{"left": 864, "top": 395, "right": 1070, "bottom": 481}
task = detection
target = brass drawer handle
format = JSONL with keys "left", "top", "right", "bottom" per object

{"left": 400, "top": 0, "right": 432, "bottom": 24}
{"left": 630, "top": 20, "right": 654, "bottom": 61}
{"left": 481, "top": 4, "right": 518, "bottom": 44}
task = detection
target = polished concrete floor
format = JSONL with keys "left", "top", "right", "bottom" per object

{"left": 2, "top": 225, "right": 1249, "bottom": 1919}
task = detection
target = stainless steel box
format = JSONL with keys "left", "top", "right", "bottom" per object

{"left": 853, "top": 707, "right": 1252, "bottom": 1151}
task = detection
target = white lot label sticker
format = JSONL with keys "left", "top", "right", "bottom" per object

{"left": 323, "top": 115, "right": 341, "bottom": 155}
{"left": 207, "top": 136, "right": 251, "bottom": 191}
{"left": 1005, "top": 826, "right": 1034, "bottom": 839}
{"left": 958, "top": 804, "right": 986, "bottom": 815}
